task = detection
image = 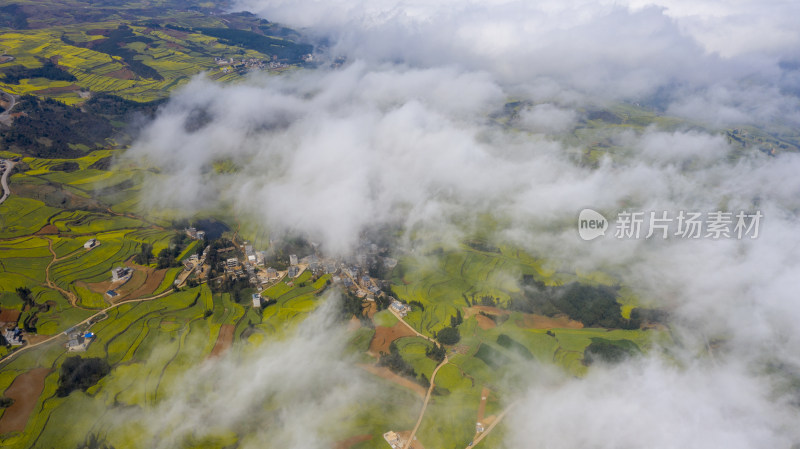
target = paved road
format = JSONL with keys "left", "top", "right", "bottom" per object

{"left": 0, "top": 159, "right": 15, "bottom": 205}
{"left": 0, "top": 267, "right": 195, "bottom": 366}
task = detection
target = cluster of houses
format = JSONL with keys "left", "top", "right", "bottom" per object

{"left": 66, "top": 331, "right": 94, "bottom": 352}
{"left": 215, "top": 55, "right": 293, "bottom": 73}
{"left": 185, "top": 227, "right": 206, "bottom": 241}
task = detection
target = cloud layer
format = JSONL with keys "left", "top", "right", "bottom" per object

{"left": 125, "top": 0, "right": 800, "bottom": 447}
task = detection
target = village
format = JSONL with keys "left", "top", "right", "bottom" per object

{"left": 178, "top": 226, "right": 406, "bottom": 314}
{"left": 214, "top": 52, "right": 313, "bottom": 74}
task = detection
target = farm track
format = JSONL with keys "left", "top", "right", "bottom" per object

{"left": 0, "top": 159, "right": 16, "bottom": 205}
{"left": 402, "top": 355, "right": 449, "bottom": 449}
{"left": 44, "top": 238, "right": 84, "bottom": 308}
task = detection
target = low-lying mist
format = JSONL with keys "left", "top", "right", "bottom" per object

{"left": 123, "top": 0, "right": 800, "bottom": 446}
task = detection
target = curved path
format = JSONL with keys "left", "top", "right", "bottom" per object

{"left": 0, "top": 159, "right": 15, "bottom": 205}
{"left": 402, "top": 355, "right": 449, "bottom": 449}
{"left": 463, "top": 402, "right": 517, "bottom": 448}
{"left": 0, "top": 90, "right": 16, "bottom": 126}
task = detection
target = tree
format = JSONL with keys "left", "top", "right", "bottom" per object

{"left": 56, "top": 356, "right": 110, "bottom": 397}
{"left": 15, "top": 286, "right": 33, "bottom": 308}
{"left": 436, "top": 327, "right": 460, "bottom": 345}
{"left": 450, "top": 310, "right": 463, "bottom": 328}
{"left": 426, "top": 343, "right": 446, "bottom": 362}
{"left": 134, "top": 243, "right": 153, "bottom": 265}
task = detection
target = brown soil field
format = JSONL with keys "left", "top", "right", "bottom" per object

{"left": 114, "top": 267, "right": 166, "bottom": 302}
{"left": 0, "top": 367, "right": 50, "bottom": 434}
{"left": 369, "top": 322, "right": 416, "bottom": 356}
{"left": 34, "top": 224, "right": 58, "bottom": 235}
{"left": 477, "top": 386, "right": 490, "bottom": 422}
{"left": 333, "top": 434, "right": 372, "bottom": 449}
{"left": 358, "top": 364, "right": 426, "bottom": 398}
{"left": 210, "top": 324, "right": 235, "bottom": 358}
{"left": 83, "top": 263, "right": 167, "bottom": 304}
{"left": 476, "top": 314, "right": 496, "bottom": 330}
{"left": 362, "top": 301, "right": 376, "bottom": 319}
{"left": 105, "top": 68, "right": 135, "bottom": 80}
{"left": 518, "top": 314, "right": 583, "bottom": 329}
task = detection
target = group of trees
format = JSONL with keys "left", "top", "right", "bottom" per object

{"left": 450, "top": 310, "right": 463, "bottom": 328}
{"left": 134, "top": 243, "right": 153, "bottom": 265}
{"left": 86, "top": 26, "right": 162, "bottom": 80}
{"left": 378, "top": 342, "right": 419, "bottom": 382}
{"left": 0, "top": 95, "right": 113, "bottom": 158}
{"left": 155, "top": 233, "right": 191, "bottom": 269}
{"left": 435, "top": 326, "right": 460, "bottom": 345}
{"left": 509, "top": 280, "right": 646, "bottom": 330}
{"left": 426, "top": 343, "right": 446, "bottom": 363}
{"left": 194, "top": 27, "right": 313, "bottom": 62}
{"left": 16, "top": 286, "right": 34, "bottom": 308}
{"left": 56, "top": 356, "right": 110, "bottom": 397}
{"left": 0, "top": 60, "right": 76, "bottom": 84}
{"left": 583, "top": 338, "right": 641, "bottom": 365}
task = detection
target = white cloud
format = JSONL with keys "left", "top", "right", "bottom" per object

{"left": 123, "top": 0, "right": 800, "bottom": 446}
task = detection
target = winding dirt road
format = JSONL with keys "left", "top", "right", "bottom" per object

{"left": 0, "top": 159, "right": 15, "bottom": 205}
{"left": 402, "top": 355, "right": 449, "bottom": 449}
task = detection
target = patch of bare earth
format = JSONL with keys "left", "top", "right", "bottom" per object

{"left": 34, "top": 224, "right": 58, "bottom": 235}
{"left": 0, "top": 367, "right": 50, "bottom": 435}
{"left": 362, "top": 301, "right": 376, "bottom": 319}
{"left": 210, "top": 324, "right": 234, "bottom": 358}
{"left": 333, "top": 434, "right": 372, "bottom": 449}
{"left": 358, "top": 364, "right": 426, "bottom": 398}
{"left": 368, "top": 322, "right": 416, "bottom": 356}
{"left": 519, "top": 314, "right": 583, "bottom": 329}
{"left": 33, "top": 84, "right": 80, "bottom": 95}
{"left": 476, "top": 314, "right": 496, "bottom": 330}
{"left": 105, "top": 68, "right": 135, "bottom": 80}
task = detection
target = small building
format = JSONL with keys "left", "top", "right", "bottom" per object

{"left": 111, "top": 267, "right": 132, "bottom": 282}
{"left": 105, "top": 290, "right": 118, "bottom": 298}
{"left": 196, "top": 230, "right": 206, "bottom": 240}
{"left": 3, "top": 327, "right": 23, "bottom": 346}
{"left": 66, "top": 331, "right": 93, "bottom": 352}
{"left": 289, "top": 254, "right": 298, "bottom": 266}
{"left": 252, "top": 293, "right": 262, "bottom": 308}
{"left": 390, "top": 300, "right": 411, "bottom": 317}
{"left": 476, "top": 422, "right": 485, "bottom": 433}
{"left": 84, "top": 238, "right": 98, "bottom": 249}
{"left": 266, "top": 267, "right": 278, "bottom": 279}
{"left": 383, "top": 431, "right": 402, "bottom": 449}
{"left": 186, "top": 227, "right": 197, "bottom": 238}
{"left": 226, "top": 258, "right": 239, "bottom": 268}
{"left": 288, "top": 266, "right": 299, "bottom": 278}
